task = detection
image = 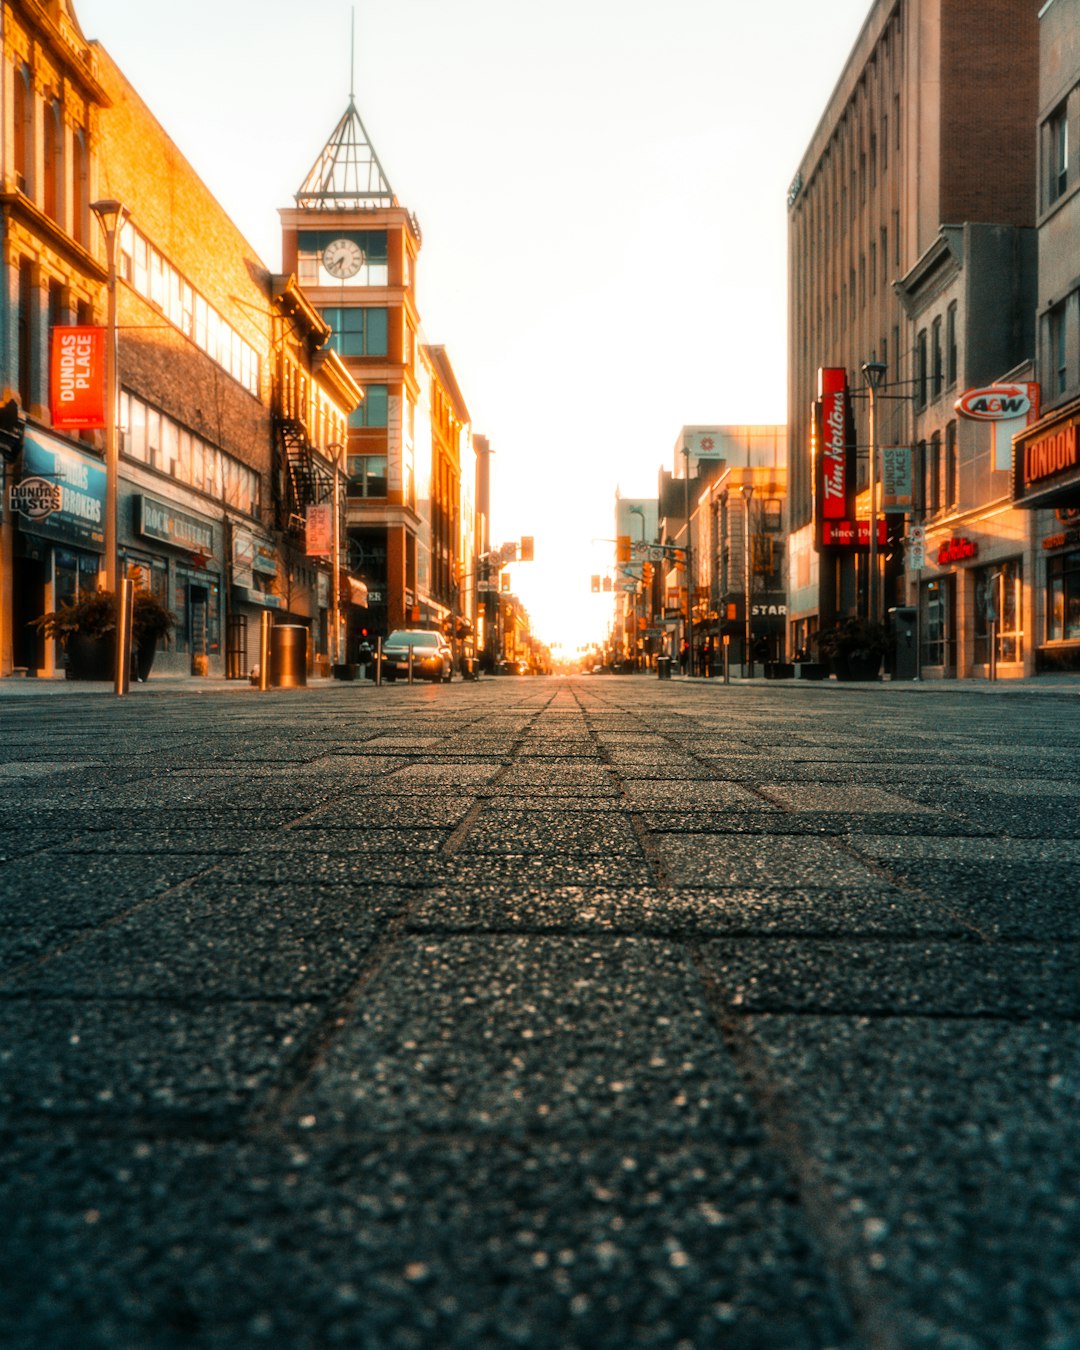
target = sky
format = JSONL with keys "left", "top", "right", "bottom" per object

{"left": 75, "top": 0, "right": 873, "bottom": 652}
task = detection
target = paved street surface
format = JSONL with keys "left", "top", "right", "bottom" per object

{"left": 2, "top": 675, "right": 1079, "bottom": 1349}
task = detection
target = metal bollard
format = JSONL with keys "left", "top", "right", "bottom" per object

{"left": 375, "top": 636, "right": 382, "bottom": 686}
{"left": 114, "top": 576, "right": 134, "bottom": 697}
{"left": 259, "top": 611, "right": 271, "bottom": 691}
{"left": 723, "top": 636, "right": 730, "bottom": 684}
{"left": 407, "top": 643, "right": 414, "bottom": 685}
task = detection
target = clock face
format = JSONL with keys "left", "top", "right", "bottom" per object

{"left": 322, "top": 238, "right": 364, "bottom": 280}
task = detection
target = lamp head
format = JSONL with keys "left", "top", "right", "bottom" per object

{"left": 90, "top": 199, "right": 128, "bottom": 236}
{"left": 861, "top": 360, "right": 887, "bottom": 391}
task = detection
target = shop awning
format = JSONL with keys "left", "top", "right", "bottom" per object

{"left": 233, "top": 586, "right": 281, "bottom": 609}
{"left": 347, "top": 577, "right": 369, "bottom": 607}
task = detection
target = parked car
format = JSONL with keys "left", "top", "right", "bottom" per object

{"left": 381, "top": 629, "right": 453, "bottom": 682}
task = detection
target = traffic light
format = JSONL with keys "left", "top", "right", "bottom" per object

{"left": 590, "top": 575, "right": 601, "bottom": 593}
{"left": 642, "top": 562, "right": 654, "bottom": 585}
{"left": 0, "top": 399, "right": 25, "bottom": 462}
{"left": 519, "top": 536, "right": 534, "bottom": 562}
{"left": 616, "top": 535, "right": 631, "bottom": 563}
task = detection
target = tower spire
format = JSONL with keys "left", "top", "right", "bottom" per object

{"left": 294, "top": 9, "right": 396, "bottom": 212}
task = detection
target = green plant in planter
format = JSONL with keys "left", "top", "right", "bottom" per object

{"left": 35, "top": 589, "right": 175, "bottom": 647}
{"left": 810, "top": 618, "right": 896, "bottom": 666}
{"left": 131, "top": 591, "right": 175, "bottom": 644}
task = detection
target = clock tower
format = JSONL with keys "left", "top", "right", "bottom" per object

{"left": 279, "top": 96, "right": 423, "bottom": 638}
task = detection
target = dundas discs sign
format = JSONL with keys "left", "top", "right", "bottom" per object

{"left": 10, "top": 476, "right": 62, "bottom": 520}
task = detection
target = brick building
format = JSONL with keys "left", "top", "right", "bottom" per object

{"left": 280, "top": 99, "right": 426, "bottom": 641}
{"left": 1, "top": 0, "right": 377, "bottom": 679}
{"left": 786, "top": 0, "right": 1041, "bottom": 661}
{"left": 1012, "top": 0, "right": 1080, "bottom": 670}
{"left": 1, "top": 0, "right": 108, "bottom": 675}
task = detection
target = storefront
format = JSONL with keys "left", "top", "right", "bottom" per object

{"left": 1012, "top": 400, "right": 1080, "bottom": 671}
{"left": 133, "top": 493, "right": 222, "bottom": 675}
{"left": 9, "top": 429, "right": 106, "bottom": 675}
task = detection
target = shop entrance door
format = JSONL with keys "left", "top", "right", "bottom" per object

{"left": 921, "top": 575, "right": 957, "bottom": 675}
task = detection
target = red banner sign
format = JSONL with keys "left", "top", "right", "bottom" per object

{"left": 820, "top": 519, "right": 888, "bottom": 549}
{"left": 818, "top": 368, "right": 849, "bottom": 520}
{"left": 50, "top": 327, "right": 106, "bottom": 429}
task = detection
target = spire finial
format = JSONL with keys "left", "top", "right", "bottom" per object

{"left": 349, "top": 7, "right": 356, "bottom": 102}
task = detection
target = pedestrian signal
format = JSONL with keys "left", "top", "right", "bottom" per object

{"left": 519, "top": 536, "right": 534, "bottom": 562}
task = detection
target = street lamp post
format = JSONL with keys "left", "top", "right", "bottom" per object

{"left": 683, "top": 446, "right": 693, "bottom": 675}
{"left": 628, "top": 504, "right": 646, "bottom": 671}
{"left": 862, "top": 360, "right": 887, "bottom": 627}
{"left": 740, "top": 482, "right": 754, "bottom": 678}
{"left": 328, "top": 442, "right": 345, "bottom": 667}
{"left": 90, "top": 199, "right": 128, "bottom": 595}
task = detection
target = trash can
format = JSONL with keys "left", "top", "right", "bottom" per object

{"left": 270, "top": 624, "right": 308, "bottom": 688}
{"left": 888, "top": 606, "right": 918, "bottom": 680}
{"left": 656, "top": 656, "right": 672, "bottom": 680}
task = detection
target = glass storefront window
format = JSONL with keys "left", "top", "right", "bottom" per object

{"left": 1047, "top": 550, "right": 1080, "bottom": 643}
{"left": 974, "top": 559, "right": 1023, "bottom": 664}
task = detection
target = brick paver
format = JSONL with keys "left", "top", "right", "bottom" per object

{"left": 1, "top": 675, "right": 1078, "bottom": 1348}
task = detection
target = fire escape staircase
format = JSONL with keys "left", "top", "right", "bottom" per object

{"left": 276, "top": 418, "right": 334, "bottom": 535}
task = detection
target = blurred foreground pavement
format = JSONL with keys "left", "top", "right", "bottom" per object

{"left": 2, "top": 675, "right": 1079, "bottom": 1349}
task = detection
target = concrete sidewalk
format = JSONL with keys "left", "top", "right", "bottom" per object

{"left": 1, "top": 677, "right": 1078, "bottom": 1347}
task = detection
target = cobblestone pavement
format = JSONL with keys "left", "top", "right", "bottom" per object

{"left": 2, "top": 676, "right": 1079, "bottom": 1349}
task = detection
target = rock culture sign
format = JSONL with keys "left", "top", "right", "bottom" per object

{"left": 50, "top": 327, "right": 106, "bottom": 430}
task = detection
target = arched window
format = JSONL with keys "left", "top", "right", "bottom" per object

{"left": 72, "top": 128, "right": 89, "bottom": 245}
{"left": 43, "top": 98, "right": 62, "bottom": 221}
{"left": 13, "top": 66, "right": 31, "bottom": 193}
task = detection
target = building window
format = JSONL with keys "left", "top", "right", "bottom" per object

{"left": 297, "top": 230, "right": 389, "bottom": 287}
{"left": 321, "top": 307, "right": 389, "bottom": 358}
{"left": 43, "top": 99, "right": 61, "bottom": 221}
{"left": 945, "top": 420, "right": 958, "bottom": 510}
{"left": 117, "top": 222, "right": 260, "bottom": 395}
{"left": 347, "top": 453, "right": 388, "bottom": 498}
{"left": 928, "top": 432, "right": 941, "bottom": 515}
{"left": 946, "top": 302, "right": 958, "bottom": 388}
{"left": 1048, "top": 303, "right": 1069, "bottom": 396}
{"left": 349, "top": 384, "right": 388, "bottom": 428}
{"left": 1047, "top": 549, "right": 1080, "bottom": 642}
{"left": 13, "top": 66, "right": 31, "bottom": 193}
{"left": 916, "top": 329, "right": 928, "bottom": 409}
{"left": 1047, "top": 103, "right": 1069, "bottom": 205}
{"left": 931, "top": 316, "right": 943, "bottom": 399}
{"left": 72, "top": 129, "right": 89, "bottom": 246}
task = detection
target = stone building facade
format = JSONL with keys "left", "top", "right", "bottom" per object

{"left": 786, "top": 0, "right": 1041, "bottom": 661}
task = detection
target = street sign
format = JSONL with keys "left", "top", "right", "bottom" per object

{"left": 908, "top": 525, "right": 926, "bottom": 571}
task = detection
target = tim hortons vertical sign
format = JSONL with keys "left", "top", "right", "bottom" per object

{"left": 817, "top": 367, "right": 850, "bottom": 522}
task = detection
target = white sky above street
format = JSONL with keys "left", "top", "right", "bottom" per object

{"left": 75, "top": 0, "right": 873, "bottom": 651}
